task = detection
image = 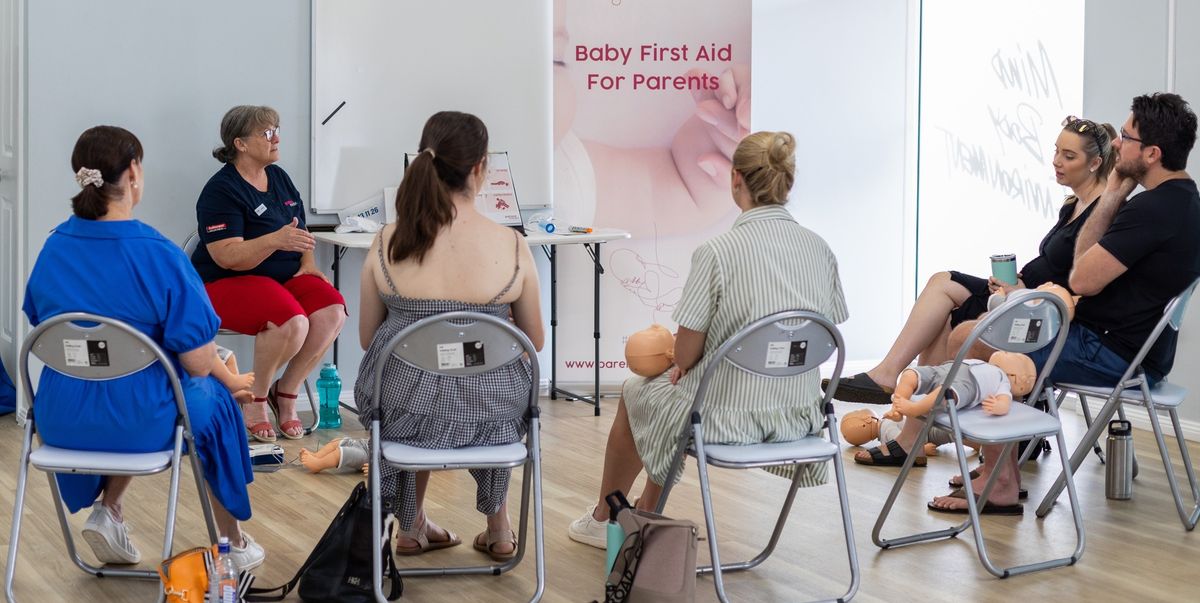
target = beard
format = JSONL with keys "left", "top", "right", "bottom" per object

{"left": 1115, "top": 156, "right": 1148, "bottom": 182}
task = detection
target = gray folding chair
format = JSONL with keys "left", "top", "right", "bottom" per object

{"left": 1037, "top": 276, "right": 1200, "bottom": 530}
{"left": 872, "top": 290, "right": 1085, "bottom": 578}
{"left": 181, "top": 231, "right": 320, "bottom": 434}
{"left": 653, "top": 310, "right": 859, "bottom": 603}
{"left": 366, "top": 311, "right": 544, "bottom": 603}
{"left": 5, "top": 313, "right": 219, "bottom": 603}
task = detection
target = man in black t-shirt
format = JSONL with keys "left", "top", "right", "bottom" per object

{"left": 928, "top": 92, "right": 1200, "bottom": 515}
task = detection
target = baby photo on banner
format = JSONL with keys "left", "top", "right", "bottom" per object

{"left": 553, "top": 0, "right": 751, "bottom": 385}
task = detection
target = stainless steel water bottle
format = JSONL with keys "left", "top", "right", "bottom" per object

{"left": 1105, "top": 419, "right": 1133, "bottom": 500}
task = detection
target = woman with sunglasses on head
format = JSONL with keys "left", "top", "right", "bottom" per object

{"left": 191, "top": 105, "right": 347, "bottom": 443}
{"left": 832, "top": 116, "right": 1117, "bottom": 465}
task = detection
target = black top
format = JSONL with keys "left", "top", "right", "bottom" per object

{"left": 192, "top": 163, "right": 307, "bottom": 283}
{"left": 1019, "top": 196, "right": 1098, "bottom": 290}
{"left": 1075, "top": 178, "right": 1200, "bottom": 380}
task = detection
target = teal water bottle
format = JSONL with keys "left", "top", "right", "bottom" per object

{"left": 316, "top": 363, "right": 342, "bottom": 429}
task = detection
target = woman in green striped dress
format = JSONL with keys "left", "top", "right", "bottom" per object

{"left": 568, "top": 130, "right": 849, "bottom": 548}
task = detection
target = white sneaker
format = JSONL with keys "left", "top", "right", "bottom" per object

{"left": 567, "top": 504, "right": 608, "bottom": 549}
{"left": 81, "top": 503, "right": 141, "bottom": 565}
{"left": 227, "top": 532, "right": 266, "bottom": 571}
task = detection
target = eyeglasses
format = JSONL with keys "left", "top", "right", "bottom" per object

{"left": 1119, "top": 128, "right": 1144, "bottom": 145}
{"left": 246, "top": 126, "right": 281, "bottom": 142}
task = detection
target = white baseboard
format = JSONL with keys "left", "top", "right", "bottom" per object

{"left": 1062, "top": 393, "right": 1200, "bottom": 444}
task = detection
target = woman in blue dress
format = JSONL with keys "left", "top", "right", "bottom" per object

{"left": 22, "top": 126, "right": 264, "bottom": 570}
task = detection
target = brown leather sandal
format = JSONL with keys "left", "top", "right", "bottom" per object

{"left": 395, "top": 518, "right": 461, "bottom": 556}
{"left": 473, "top": 529, "right": 517, "bottom": 562}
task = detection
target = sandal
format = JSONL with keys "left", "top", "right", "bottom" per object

{"left": 473, "top": 529, "right": 518, "bottom": 562}
{"left": 948, "top": 471, "right": 1028, "bottom": 499}
{"left": 267, "top": 382, "right": 305, "bottom": 440}
{"left": 824, "top": 373, "right": 893, "bottom": 405}
{"left": 927, "top": 488, "right": 1023, "bottom": 515}
{"left": 395, "top": 518, "right": 461, "bottom": 556}
{"left": 243, "top": 397, "right": 276, "bottom": 443}
{"left": 853, "top": 440, "right": 926, "bottom": 467}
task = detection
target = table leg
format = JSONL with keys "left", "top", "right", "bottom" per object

{"left": 550, "top": 245, "right": 558, "bottom": 400}
{"left": 332, "top": 244, "right": 342, "bottom": 366}
{"left": 592, "top": 242, "right": 602, "bottom": 416}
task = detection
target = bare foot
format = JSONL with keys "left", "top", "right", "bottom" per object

{"left": 930, "top": 472, "right": 1019, "bottom": 510}
{"left": 233, "top": 389, "right": 255, "bottom": 406}
{"left": 243, "top": 400, "right": 275, "bottom": 440}
{"left": 228, "top": 371, "right": 254, "bottom": 393}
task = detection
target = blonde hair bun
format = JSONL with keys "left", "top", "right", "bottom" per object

{"left": 733, "top": 130, "right": 797, "bottom": 207}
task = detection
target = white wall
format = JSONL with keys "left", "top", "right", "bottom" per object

{"left": 25, "top": 0, "right": 317, "bottom": 380}
{"left": 753, "top": 0, "right": 912, "bottom": 365}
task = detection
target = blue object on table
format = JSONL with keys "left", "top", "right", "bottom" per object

{"left": 317, "top": 363, "right": 343, "bottom": 429}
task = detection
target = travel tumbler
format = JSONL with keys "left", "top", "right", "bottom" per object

{"left": 1105, "top": 419, "right": 1134, "bottom": 500}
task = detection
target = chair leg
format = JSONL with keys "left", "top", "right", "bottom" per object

{"left": 370, "top": 422, "right": 388, "bottom": 603}
{"left": 301, "top": 378, "right": 320, "bottom": 435}
{"left": 47, "top": 473, "right": 102, "bottom": 577}
{"left": 1076, "top": 393, "right": 1105, "bottom": 464}
{"left": 872, "top": 418, "right": 963, "bottom": 548}
{"left": 830, "top": 443, "right": 861, "bottom": 602}
{"left": 528, "top": 416, "right": 546, "bottom": 603}
{"left": 1145, "top": 403, "right": 1199, "bottom": 530}
{"left": 691, "top": 427, "right": 728, "bottom": 603}
{"left": 187, "top": 447, "right": 219, "bottom": 544}
{"left": 1168, "top": 409, "right": 1200, "bottom": 501}
{"left": 160, "top": 431, "right": 186, "bottom": 567}
{"left": 5, "top": 422, "right": 35, "bottom": 603}
{"left": 1037, "top": 391, "right": 1122, "bottom": 518}
{"left": 654, "top": 431, "right": 691, "bottom": 515}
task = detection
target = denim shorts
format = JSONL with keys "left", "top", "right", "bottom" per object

{"left": 1026, "top": 323, "right": 1153, "bottom": 388}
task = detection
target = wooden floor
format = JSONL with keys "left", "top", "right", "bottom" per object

{"left": 1, "top": 398, "right": 1198, "bottom": 602}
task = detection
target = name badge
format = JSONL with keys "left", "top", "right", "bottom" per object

{"left": 254, "top": 203, "right": 267, "bottom": 216}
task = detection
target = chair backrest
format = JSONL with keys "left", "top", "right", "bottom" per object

{"left": 181, "top": 231, "right": 199, "bottom": 256}
{"left": 19, "top": 312, "right": 191, "bottom": 430}
{"left": 369, "top": 311, "right": 540, "bottom": 419}
{"left": 1115, "top": 274, "right": 1200, "bottom": 378}
{"left": 691, "top": 310, "right": 845, "bottom": 418}
{"left": 1166, "top": 275, "right": 1200, "bottom": 331}
{"left": 941, "top": 290, "right": 1070, "bottom": 413}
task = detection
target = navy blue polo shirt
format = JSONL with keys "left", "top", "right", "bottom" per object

{"left": 192, "top": 163, "right": 307, "bottom": 283}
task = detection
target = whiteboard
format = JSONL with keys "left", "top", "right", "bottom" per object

{"left": 311, "top": 0, "right": 553, "bottom": 212}
{"left": 917, "top": 0, "right": 1084, "bottom": 283}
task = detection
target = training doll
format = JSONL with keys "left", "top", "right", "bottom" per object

{"left": 625, "top": 324, "right": 676, "bottom": 377}
{"left": 885, "top": 351, "right": 1037, "bottom": 420}
{"left": 299, "top": 437, "right": 369, "bottom": 475}
{"left": 840, "top": 408, "right": 973, "bottom": 456}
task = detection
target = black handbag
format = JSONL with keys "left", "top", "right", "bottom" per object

{"left": 245, "top": 481, "right": 403, "bottom": 602}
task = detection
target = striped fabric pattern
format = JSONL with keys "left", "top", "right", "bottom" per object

{"left": 624, "top": 204, "right": 849, "bottom": 487}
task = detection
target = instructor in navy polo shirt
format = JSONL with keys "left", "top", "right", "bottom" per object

{"left": 192, "top": 105, "right": 347, "bottom": 442}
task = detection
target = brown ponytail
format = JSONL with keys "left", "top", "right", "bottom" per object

{"left": 388, "top": 111, "right": 489, "bottom": 263}
{"left": 69, "top": 126, "right": 144, "bottom": 219}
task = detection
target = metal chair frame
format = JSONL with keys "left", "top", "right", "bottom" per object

{"left": 366, "top": 311, "right": 544, "bottom": 603}
{"left": 5, "top": 313, "right": 219, "bottom": 603}
{"left": 654, "top": 310, "right": 860, "bottom": 603}
{"left": 872, "top": 291, "right": 1086, "bottom": 578}
{"left": 182, "top": 231, "right": 320, "bottom": 434}
{"left": 1037, "top": 276, "right": 1200, "bottom": 530}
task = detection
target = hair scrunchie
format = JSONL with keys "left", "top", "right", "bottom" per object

{"left": 75, "top": 167, "right": 104, "bottom": 189}
{"left": 421, "top": 147, "right": 436, "bottom": 160}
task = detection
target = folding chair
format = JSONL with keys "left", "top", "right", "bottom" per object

{"left": 872, "top": 290, "right": 1085, "bottom": 578}
{"left": 366, "top": 311, "right": 545, "bottom": 603}
{"left": 653, "top": 310, "right": 859, "bottom": 603}
{"left": 1037, "top": 276, "right": 1200, "bottom": 530}
{"left": 181, "top": 232, "right": 320, "bottom": 434}
{"left": 5, "top": 313, "right": 219, "bottom": 603}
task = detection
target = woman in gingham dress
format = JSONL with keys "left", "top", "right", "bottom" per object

{"left": 356, "top": 112, "right": 543, "bottom": 561}
{"left": 569, "top": 131, "right": 849, "bottom": 548}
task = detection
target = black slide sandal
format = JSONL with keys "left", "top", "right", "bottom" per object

{"left": 854, "top": 440, "right": 927, "bottom": 467}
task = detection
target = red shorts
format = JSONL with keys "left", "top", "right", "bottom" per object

{"left": 205, "top": 275, "right": 346, "bottom": 335}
